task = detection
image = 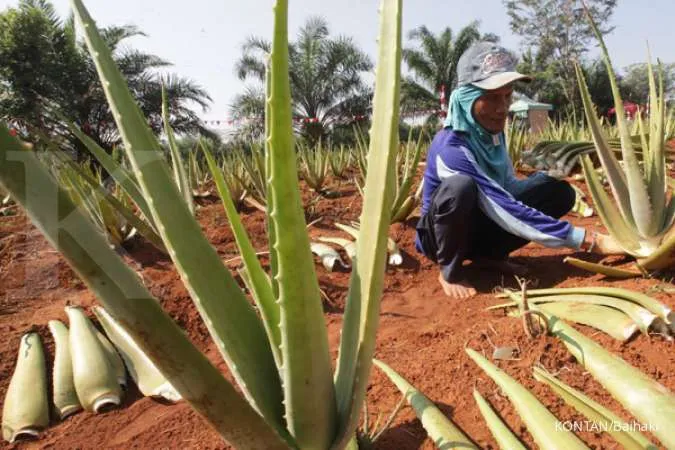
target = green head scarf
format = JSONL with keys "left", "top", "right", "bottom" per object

{"left": 443, "top": 85, "right": 510, "bottom": 187}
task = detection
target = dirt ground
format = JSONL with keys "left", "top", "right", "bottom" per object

{"left": 1, "top": 165, "right": 673, "bottom": 450}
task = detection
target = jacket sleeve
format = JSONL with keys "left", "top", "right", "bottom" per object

{"left": 435, "top": 146, "right": 585, "bottom": 249}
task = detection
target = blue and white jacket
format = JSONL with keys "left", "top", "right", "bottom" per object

{"left": 417, "top": 129, "right": 585, "bottom": 250}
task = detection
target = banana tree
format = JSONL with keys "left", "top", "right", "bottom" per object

{"left": 567, "top": 7, "right": 675, "bottom": 276}
{"left": 0, "top": 0, "right": 403, "bottom": 448}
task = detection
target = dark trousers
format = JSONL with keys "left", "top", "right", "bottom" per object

{"left": 416, "top": 174, "right": 575, "bottom": 282}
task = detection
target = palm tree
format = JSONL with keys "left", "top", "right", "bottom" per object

{"left": 0, "top": 0, "right": 213, "bottom": 157}
{"left": 232, "top": 17, "right": 373, "bottom": 143}
{"left": 401, "top": 22, "right": 499, "bottom": 121}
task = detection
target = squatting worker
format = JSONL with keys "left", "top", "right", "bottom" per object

{"left": 415, "top": 42, "right": 623, "bottom": 299}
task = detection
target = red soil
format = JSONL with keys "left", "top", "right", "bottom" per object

{"left": 1, "top": 169, "right": 673, "bottom": 450}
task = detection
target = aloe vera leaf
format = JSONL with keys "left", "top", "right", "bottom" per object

{"left": 533, "top": 367, "right": 657, "bottom": 450}
{"left": 638, "top": 230, "right": 675, "bottom": 272}
{"left": 335, "top": 223, "right": 401, "bottom": 265}
{"left": 70, "top": 0, "right": 284, "bottom": 428}
{"left": 533, "top": 302, "right": 638, "bottom": 341}
{"left": 374, "top": 359, "right": 477, "bottom": 449}
{"left": 575, "top": 64, "right": 635, "bottom": 229}
{"left": 332, "top": 1, "right": 404, "bottom": 446}
{"left": 579, "top": 156, "right": 642, "bottom": 255}
{"left": 466, "top": 348, "right": 589, "bottom": 450}
{"left": 502, "top": 293, "right": 656, "bottom": 334}
{"left": 67, "top": 306, "right": 122, "bottom": 412}
{"left": 318, "top": 236, "right": 357, "bottom": 261}
{"left": 48, "top": 321, "right": 82, "bottom": 419}
{"left": 472, "top": 390, "right": 526, "bottom": 450}
{"left": 581, "top": 14, "right": 655, "bottom": 237}
{"left": 500, "top": 286, "right": 672, "bottom": 324}
{"left": 66, "top": 122, "right": 155, "bottom": 228}
{"left": 263, "top": 64, "right": 280, "bottom": 303}
{"left": 203, "top": 144, "right": 282, "bottom": 369}
{"left": 646, "top": 50, "right": 666, "bottom": 231}
{"left": 162, "top": 86, "right": 194, "bottom": 215}
{"left": 311, "top": 242, "right": 348, "bottom": 271}
{"left": 93, "top": 307, "right": 180, "bottom": 402}
{"left": 550, "top": 317, "right": 675, "bottom": 448}
{"left": 1, "top": 333, "right": 49, "bottom": 443}
{"left": 0, "top": 124, "right": 291, "bottom": 448}
{"left": 266, "top": 1, "right": 336, "bottom": 446}
{"left": 564, "top": 256, "right": 642, "bottom": 278}
{"left": 95, "top": 327, "right": 127, "bottom": 388}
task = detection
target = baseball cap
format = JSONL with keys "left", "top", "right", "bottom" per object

{"left": 457, "top": 41, "right": 532, "bottom": 90}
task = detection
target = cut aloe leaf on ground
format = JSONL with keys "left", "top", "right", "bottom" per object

{"left": 549, "top": 317, "right": 675, "bottom": 448}
{"left": 311, "top": 242, "right": 348, "bottom": 271}
{"left": 374, "top": 359, "right": 478, "bottom": 449}
{"left": 67, "top": 306, "right": 122, "bottom": 413}
{"left": 48, "top": 320, "right": 82, "bottom": 419}
{"left": 530, "top": 302, "right": 638, "bottom": 341}
{"left": 466, "top": 348, "right": 589, "bottom": 449}
{"left": 472, "top": 390, "right": 526, "bottom": 450}
{"left": 335, "top": 222, "right": 402, "bottom": 265}
{"left": 95, "top": 328, "right": 127, "bottom": 388}
{"left": 565, "top": 257, "right": 642, "bottom": 278}
{"left": 2, "top": 333, "right": 49, "bottom": 443}
{"left": 94, "top": 306, "right": 181, "bottom": 402}
{"left": 318, "top": 236, "right": 357, "bottom": 261}
{"left": 533, "top": 366, "right": 656, "bottom": 450}
{"left": 494, "top": 293, "right": 657, "bottom": 335}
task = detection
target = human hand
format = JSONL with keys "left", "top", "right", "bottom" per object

{"left": 584, "top": 231, "right": 625, "bottom": 255}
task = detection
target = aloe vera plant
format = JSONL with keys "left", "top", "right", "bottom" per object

{"left": 2, "top": 333, "right": 49, "bottom": 443}
{"left": 0, "top": 0, "right": 403, "bottom": 447}
{"left": 568, "top": 8, "right": 675, "bottom": 275}
{"left": 298, "top": 141, "right": 329, "bottom": 193}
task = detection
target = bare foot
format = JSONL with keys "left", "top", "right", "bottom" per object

{"left": 472, "top": 258, "right": 529, "bottom": 276}
{"left": 438, "top": 273, "right": 477, "bottom": 299}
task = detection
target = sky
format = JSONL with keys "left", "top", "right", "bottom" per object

{"left": 1, "top": 0, "right": 673, "bottom": 130}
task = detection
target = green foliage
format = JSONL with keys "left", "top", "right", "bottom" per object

{"left": 0, "top": 0, "right": 212, "bottom": 157}
{"left": 620, "top": 62, "right": 675, "bottom": 105}
{"left": 232, "top": 16, "right": 373, "bottom": 144}
{"left": 506, "top": 0, "right": 617, "bottom": 118}
{"left": 401, "top": 22, "right": 498, "bottom": 114}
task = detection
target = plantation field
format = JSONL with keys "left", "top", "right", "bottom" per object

{"left": 1, "top": 166, "right": 673, "bottom": 450}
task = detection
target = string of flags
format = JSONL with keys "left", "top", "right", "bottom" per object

{"left": 203, "top": 109, "right": 448, "bottom": 127}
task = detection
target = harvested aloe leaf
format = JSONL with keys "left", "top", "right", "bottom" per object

{"left": 48, "top": 321, "right": 82, "bottom": 419}
{"left": 94, "top": 307, "right": 181, "bottom": 402}
{"left": 499, "top": 286, "right": 672, "bottom": 324}
{"left": 2, "top": 333, "right": 49, "bottom": 443}
{"left": 466, "top": 348, "right": 589, "bottom": 449}
{"left": 95, "top": 329, "right": 127, "bottom": 388}
{"left": 533, "top": 366, "right": 656, "bottom": 450}
{"left": 373, "top": 359, "right": 477, "bottom": 449}
{"left": 311, "top": 242, "right": 348, "bottom": 271}
{"left": 549, "top": 317, "right": 675, "bottom": 448}
{"left": 472, "top": 390, "right": 526, "bottom": 450}
{"left": 336, "top": 222, "right": 403, "bottom": 266}
{"left": 67, "top": 306, "right": 122, "bottom": 413}
{"left": 514, "top": 302, "right": 639, "bottom": 342}
{"left": 318, "top": 236, "right": 357, "bottom": 261}
{"left": 494, "top": 293, "right": 657, "bottom": 335}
